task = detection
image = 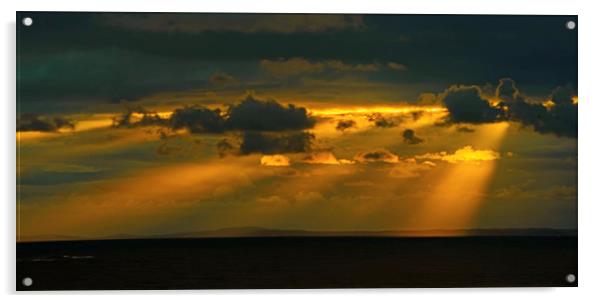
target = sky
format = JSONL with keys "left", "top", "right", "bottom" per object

{"left": 16, "top": 13, "right": 577, "bottom": 240}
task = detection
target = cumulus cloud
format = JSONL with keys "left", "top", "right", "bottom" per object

{"left": 402, "top": 129, "right": 424, "bottom": 144}
{"left": 439, "top": 79, "right": 577, "bottom": 138}
{"left": 302, "top": 151, "right": 354, "bottom": 165}
{"left": 354, "top": 149, "right": 400, "bottom": 164}
{"left": 260, "top": 154, "right": 291, "bottom": 167}
{"left": 17, "top": 114, "right": 76, "bottom": 132}
{"left": 226, "top": 96, "right": 316, "bottom": 131}
{"left": 335, "top": 119, "right": 357, "bottom": 131}
{"left": 415, "top": 146, "right": 500, "bottom": 164}
{"left": 496, "top": 78, "right": 520, "bottom": 102}
{"left": 170, "top": 106, "right": 226, "bottom": 133}
{"left": 442, "top": 85, "right": 501, "bottom": 123}
{"left": 112, "top": 95, "right": 315, "bottom": 135}
{"left": 367, "top": 113, "right": 399, "bottom": 128}
{"left": 495, "top": 79, "right": 577, "bottom": 138}
{"left": 112, "top": 105, "right": 167, "bottom": 128}
{"left": 417, "top": 92, "right": 441, "bottom": 105}
{"left": 239, "top": 131, "right": 314, "bottom": 155}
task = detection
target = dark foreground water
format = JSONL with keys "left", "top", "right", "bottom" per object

{"left": 17, "top": 236, "right": 577, "bottom": 290}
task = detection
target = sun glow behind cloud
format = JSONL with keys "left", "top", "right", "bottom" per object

{"left": 17, "top": 96, "right": 574, "bottom": 240}
{"left": 309, "top": 105, "right": 446, "bottom": 116}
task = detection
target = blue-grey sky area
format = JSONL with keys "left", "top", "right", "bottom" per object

{"left": 17, "top": 13, "right": 576, "bottom": 113}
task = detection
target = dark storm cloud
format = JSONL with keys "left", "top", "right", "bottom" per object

{"left": 494, "top": 79, "right": 577, "bottom": 138}
{"left": 239, "top": 131, "right": 314, "bottom": 155}
{"left": 354, "top": 149, "right": 400, "bottom": 164}
{"left": 367, "top": 113, "right": 399, "bottom": 128}
{"left": 442, "top": 85, "right": 501, "bottom": 123}
{"left": 112, "top": 106, "right": 167, "bottom": 128}
{"left": 335, "top": 119, "right": 357, "bottom": 131}
{"left": 17, "top": 12, "right": 576, "bottom": 114}
{"left": 440, "top": 79, "right": 577, "bottom": 138}
{"left": 226, "top": 96, "right": 316, "bottom": 131}
{"left": 17, "top": 114, "right": 75, "bottom": 132}
{"left": 496, "top": 78, "right": 520, "bottom": 102}
{"left": 402, "top": 129, "right": 424, "bottom": 144}
{"left": 170, "top": 106, "right": 226, "bottom": 133}
{"left": 112, "top": 95, "right": 315, "bottom": 135}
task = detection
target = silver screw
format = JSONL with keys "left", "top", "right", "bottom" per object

{"left": 22, "top": 17, "right": 33, "bottom": 27}
{"left": 566, "top": 273, "right": 576, "bottom": 283}
{"left": 566, "top": 21, "right": 576, "bottom": 30}
{"left": 22, "top": 277, "right": 33, "bottom": 287}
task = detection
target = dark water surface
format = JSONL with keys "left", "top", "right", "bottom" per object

{"left": 17, "top": 236, "right": 577, "bottom": 290}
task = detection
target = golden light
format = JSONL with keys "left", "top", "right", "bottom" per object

{"left": 18, "top": 157, "right": 267, "bottom": 240}
{"left": 416, "top": 146, "right": 500, "bottom": 164}
{"left": 408, "top": 122, "right": 510, "bottom": 232}
{"left": 309, "top": 105, "right": 446, "bottom": 116}
{"left": 261, "top": 155, "right": 291, "bottom": 166}
{"left": 542, "top": 100, "right": 555, "bottom": 109}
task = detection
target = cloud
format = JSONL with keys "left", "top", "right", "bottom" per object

{"left": 260, "top": 58, "right": 404, "bottom": 77}
{"left": 226, "top": 95, "right": 316, "bottom": 131}
{"left": 335, "top": 119, "right": 357, "bottom": 131}
{"left": 302, "top": 151, "right": 354, "bottom": 165}
{"left": 259, "top": 58, "right": 325, "bottom": 77}
{"left": 294, "top": 191, "right": 326, "bottom": 203}
{"left": 354, "top": 149, "right": 400, "bottom": 164}
{"left": 17, "top": 114, "right": 75, "bottom": 132}
{"left": 239, "top": 131, "right": 314, "bottom": 155}
{"left": 442, "top": 85, "right": 501, "bottom": 123}
{"left": 367, "top": 113, "right": 399, "bottom": 128}
{"left": 256, "top": 195, "right": 289, "bottom": 204}
{"left": 456, "top": 126, "right": 475, "bottom": 133}
{"left": 170, "top": 106, "right": 226, "bottom": 133}
{"left": 415, "top": 146, "right": 500, "bottom": 164}
{"left": 112, "top": 105, "right": 167, "bottom": 128}
{"left": 389, "top": 158, "right": 435, "bottom": 178}
{"left": 402, "top": 129, "right": 424, "bottom": 144}
{"left": 112, "top": 95, "right": 315, "bottom": 135}
{"left": 387, "top": 62, "right": 407, "bottom": 71}
{"left": 533, "top": 84, "right": 577, "bottom": 138}
{"left": 216, "top": 138, "right": 237, "bottom": 157}
{"left": 496, "top": 78, "right": 520, "bottom": 102}
{"left": 209, "top": 72, "right": 238, "bottom": 87}
{"left": 260, "top": 155, "right": 291, "bottom": 167}
{"left": 439, "top": 79, "right": 578, "bottom": 138}
{"left": 495, "top": 79, "right": 577, "bottom": 138}
{"left": 493, "top": 185, "right": 576, "bottom": 201}
{"left": 416, "top": 93, "right": 441, "bottom": 105}
{"left": 100, "top": 14, "right": 364, "bottom": 34}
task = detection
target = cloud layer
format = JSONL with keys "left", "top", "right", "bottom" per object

{"left": 402, "top": 129, "right": 424, "bottom": 144}
{"left": 17, "top": 114, "right": 75, "bottom": 132}
{"left": 439, "top": 79, "right": 577, "bottom": 138}
{"left": 415, "top": 146, "right": 500, "bottom": 164}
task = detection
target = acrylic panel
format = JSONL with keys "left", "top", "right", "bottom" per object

{"left": 16, "top": 12, "right": 578, "bottom": 290}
